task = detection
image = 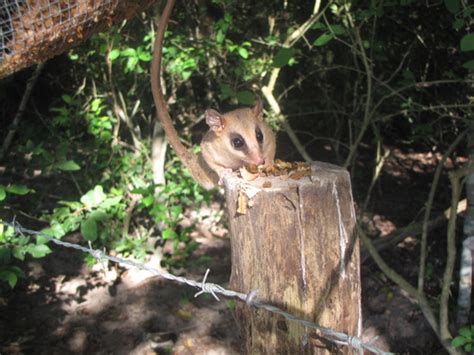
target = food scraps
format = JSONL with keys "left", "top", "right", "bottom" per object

{"left": 239, "top": 160, "right": 311, "bottom": 183}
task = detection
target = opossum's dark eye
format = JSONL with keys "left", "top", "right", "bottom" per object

{"left": 256, "top": 127, "right": 263, "bottom": 143}
{"left": 230, "top": 134, "right": 245, "bottom": 150}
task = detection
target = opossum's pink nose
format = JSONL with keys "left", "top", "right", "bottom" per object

{"left": 248, "top": 151, "right": 265, "bottom": 166}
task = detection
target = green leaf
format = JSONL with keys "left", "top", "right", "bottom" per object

{"left": 313, "top": 33, "right": 334, "bottom": 47}
{"left": 465, "top": 343, "right": 473, "bottom": 352}
{"left": 100, "top": 196, "right": 122, "bottom": 209}
{"left": 121, "top": 48, "right": 136, "bottom": 57}
{"left": 126, "top": 57, "right": 139, "bottom": 71}
{"left": 56, "top": 160, "right": 81, "bottom": 171}
{"left": 131, "top": 187, "right": 149, "bottom": 195}
{"left": 12, "top": 246, "right": 27, "bottom": 261}
{"left": 459, "top": 327, "right": 472, "bottom": 339}
{"left": 36, "top": 235, "right": 50, "bottom": 245}
{"left": 170, "top": 206, "right": 183, "bottom": 219}
{"left": 89, "top": 210, "right": 108, "bottom": 222}
{"left": 329, "top": 24, "right": 345, "bottom": 35}
{"left": 0, "top": 270, "right": 18, "bottom": 288}
{"left": 238, "top": 47, "right": 249, "bottom": 59}
{"left": 142, "top": 195, "right": 154, "bottom": 207}
{"left": 460, "top": 34, "right": 474, "bottom": 52}
{"left": 81, "top": 218, "right": 98, "bottom": 241}
{"left": 90, "top": 98, "right": 102, "bottom": 112}
{"left": 81, "top": 185, "right": 106, "bottom": 208}
{"left": 452, "top": 336, "right": 467, "bottom": 347}
{"left": 41, "top": 224, "right": 65, "bottom": 238}
{"left": 216, "top": 30, "right": 225, "bottom": 44}
{"left": 311, "top": 22, "right": 326, "bottom": 30}
{"left": 219, "top": 84, "right": 234, "bottom": 100}
{"left": 27, "top": 244, "right": 52, "bottom": 258}
{"left": 236, "top": 91, "right": 255, "bottom": 105}
{"left": 0, "top": 185, "right": 6, "bottom": 201}
{"left": 273, "top": 47, "right": 295, "bottom": 68}
{"left": 444, "top": 0, "right": 460, "bottom": 14}
{"left": 59, "top": 200, "right": 82, "bottom": 210}
{"left": 462, "top": 60, "right": 474, "bottom": 70}
{"left": 182, "top": 70, "right": 192, "bottom": 81}
{"left": 108, "top": 49, "right": 120, "bottom": 61}
{"left": 62, "top": 95, "right": 73, "bottom": 104}
{"left": 6, "top": 185, "right": 31, "bottom": 195}
{"left": 10, "top": 265, "right": 24, "bottom": 277}
{"left": 138, "top": 51, "right": 152, "bottom": 61}
{"left": 162, "top": 229, "right": 177, "bottom": 240}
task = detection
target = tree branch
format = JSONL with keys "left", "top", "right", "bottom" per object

{"left": 0, "top": 62, "right": 45, "bottom": 161}
{"left": 343, "top": 14, "right": 373, "bottom": 168}
{"left": 440, "top": 164, "right": 474, "bottom": 344}
{"left": 418, "top": 130, "right": 469, "bottom": 292}
{"left": 358, "top": 224, "right": 460, "bottom": 354}
{"left": 361, "top": 199, "right": 467, "bottom": 263}
{"left": 261, "top": 1, "right": 331, "bottom": 163}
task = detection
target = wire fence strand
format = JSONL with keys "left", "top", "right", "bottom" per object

{"left": 1, "top": 220, "right": 392, "bottom": 355}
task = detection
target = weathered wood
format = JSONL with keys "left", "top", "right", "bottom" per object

{"left": 223, "top": 161, "right": 360, "bottom": 354}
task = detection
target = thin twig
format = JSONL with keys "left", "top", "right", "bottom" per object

{"left": 418, "top": 130, "right": 468, "bottom": 292}
{"left": 343, "top": 14, "right": 373, "bottom": 168}
{"left": 361, "top": 199, "right": 467, "bottom": 263}
{"left": 358, "top": 223, "right": 460, "bottom": 354}
{"left": 0, "top": 62, "right": 45, "bottom": 161}
{"left": 362, "top": 138, "right": 390, "bottom": 211}
{"left": 261, "top": 1, "right": 332, "bottom": 163}
{"left": 369, "top": 80, "right": 474, "bottom": 121}
{"left": 105, "top": 43, "right": 142, "bottom": 151}
{"left": 440, "top": 164, "right": 474, "bottom": 346}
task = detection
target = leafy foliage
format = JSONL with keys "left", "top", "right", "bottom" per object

{"left": 452, "top": 325, "right": 474, "bottom": 353}
{"left": 0, "top": 185, "right": 48, "bottom": 288}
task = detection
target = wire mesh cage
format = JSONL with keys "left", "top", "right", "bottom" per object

{"left": 0, "top": 0, "right": 156, "bottom": 79}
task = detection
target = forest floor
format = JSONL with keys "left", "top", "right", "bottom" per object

{"left": 0, "top": 146, "right": 463, "bottom": 354}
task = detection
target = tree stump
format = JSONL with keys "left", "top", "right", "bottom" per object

{"left": 223, "top": 161, "right": 360, "bottom": 354}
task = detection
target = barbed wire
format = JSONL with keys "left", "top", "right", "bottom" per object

{"left": 1, "top": 220, "right": 392, "bottom": 354}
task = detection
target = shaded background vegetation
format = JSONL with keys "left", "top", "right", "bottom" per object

{"left": 1, "top": 0, "right": 473, "bottom": 353}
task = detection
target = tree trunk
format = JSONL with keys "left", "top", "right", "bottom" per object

{"left": 223, "top": 161, "right": 361, "bottom": 354}
{"left": 151, "top": 121, "right": 167, "bottom": 186}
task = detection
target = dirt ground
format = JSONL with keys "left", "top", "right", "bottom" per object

{"left": 0, "top": 148, "right": 462, "bottom": 354}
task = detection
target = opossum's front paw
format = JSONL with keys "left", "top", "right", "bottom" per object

{"left": 217, "top": 168, "right": 233, "bottom": 185}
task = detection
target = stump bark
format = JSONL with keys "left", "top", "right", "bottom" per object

{"left": 223, "top": 161, "right": 361, "bottom": 354}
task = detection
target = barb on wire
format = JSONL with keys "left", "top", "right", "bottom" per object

{"left": 88, "top": 241, "right": 108, "bottom": 271}
{"left": 195, "top": 268, "right": 220, "bottom": 301}
{"left": 0, "top": 220, "right": 392, "bottom": 355}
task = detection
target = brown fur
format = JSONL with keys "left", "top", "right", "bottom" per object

{"left": 201, "top": 99, "right": 276, "bottom": 183}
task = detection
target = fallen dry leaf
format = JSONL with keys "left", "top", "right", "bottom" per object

{"left": 237, "top": 190, "right": 248, "bottom": 214}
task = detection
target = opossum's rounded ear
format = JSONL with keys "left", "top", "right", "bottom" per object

{"left": 252, "top": 96, "right": 264, "bottom": 120}
{"left": 205, "top": 109, "right": 225, "bottom": 132}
